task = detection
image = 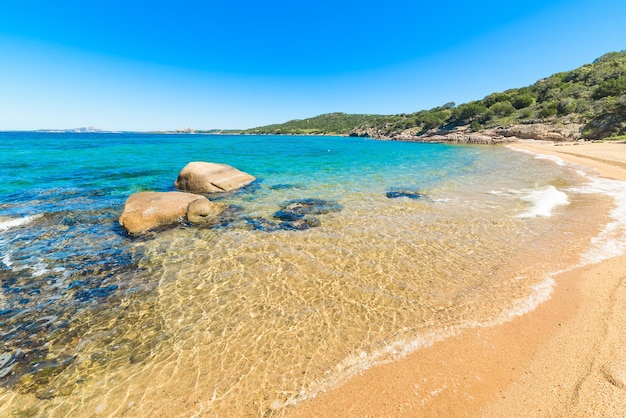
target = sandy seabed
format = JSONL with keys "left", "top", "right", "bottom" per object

{"left": 287, "top": 140, "right": 626, "bottom": 418}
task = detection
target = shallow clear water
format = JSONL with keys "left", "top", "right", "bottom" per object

{"left": 0, "top": 132, "right": 621, "bottom": 416}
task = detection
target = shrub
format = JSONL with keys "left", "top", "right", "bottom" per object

{"left": 539, "top": 101, "right": 558, "bottom": 118}
{"left": 451, "top": 102, "right": 488, "bottom": 124}
{"left": 557, "top": 99, "right": 577, "bottom": 115}
{"left": 490, "top": 101, "right": 516, "bottom": 117}
{"left": 416, "top": 111, "right": 448, "bottom": 131}
{"left": 614, "top": 95, "right": 626, "bottom": 114}
{"left": 593, "top": 76, "right": 626, "bottom": 99}
{"left": 483, "top": 92, "right": 510, "bottom": 107}
{"left": 470, "top": 120, "right": 482, "bottom": 132}
{"left": 520, "top": 108, "right": 533, "bottom": 119}
{"left": 511, "top": 94, "right": 535, "bottom": 109}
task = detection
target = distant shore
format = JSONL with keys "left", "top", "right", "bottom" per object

{"left": 287, "top": 139, "right": 626, "bottom": 417}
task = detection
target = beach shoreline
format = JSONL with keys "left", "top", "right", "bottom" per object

{"left": 286, "top": 140, "right": 626, "bottom": 417}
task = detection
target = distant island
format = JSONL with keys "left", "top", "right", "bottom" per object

{"left": 220, "top": 51, "right": 626, "bottom": 144}
{"left": 37, "top": 126, "right": 106, "bottom": 133}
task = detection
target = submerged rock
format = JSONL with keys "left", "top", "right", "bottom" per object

{"left": 174, "top": 162, "right": 256, "bottom": 193}
{"left": 269, "top": 183, "right": 306, "bottom": 190}
{"left": 274, "top": 199, "right": 343, "bottom": 221}
{"left": 243, "top": 199, "right": 343, "bottom": 232}
{"left": 118, "top": 191, "right": 226, "bottom": 235}
{"left": 272, "top": 198, "right": 342, "bottom": 230}
{"left": 245, "top": 217, "right": 281, "bottom": 232}
{"left": 386, "top": 189, "right": 424, "bottom": 199}
{"left": 279, "top": 218, "right": 321, "bottom": 230}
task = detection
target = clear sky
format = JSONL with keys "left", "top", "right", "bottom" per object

{"left": 1, "top": 0, "right": 625, "bottom": 131}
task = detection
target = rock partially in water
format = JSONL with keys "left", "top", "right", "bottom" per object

{"left": 174, "top": 162, "right": 256, "bottom": 193}
{"left": 119, "top": 191, "right": 227, "bottom": 235}
{"left": 187, "top": 199, "right": 229, "bottom": 226}
{"left": 386, "top": 189, "right": 425, "bottom": 200}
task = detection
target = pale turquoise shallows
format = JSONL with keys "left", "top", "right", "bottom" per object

{"left": 0, "top": 132, "right": 604, "bottom": 416}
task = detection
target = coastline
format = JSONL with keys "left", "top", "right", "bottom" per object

{"left": 286, "top": 140, "right": 626, "bottom": 417}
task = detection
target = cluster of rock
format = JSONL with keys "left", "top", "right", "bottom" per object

{"left": 246, "top": 198, "right": 343, "bottom": 232}
{"left": 119, "top": 162, "right": 429, "bottom": 236}
{"left": 416, "top": 130, "right": 512, "bottom": 144}
{"left": 350, "top": 122, "right": 584, "bottom": 144}
{"left": 119, "top": 163, "right": 346, "bottom": 235}
{"left": 119, "top": 162, "right": 255, "bottom": 235}
{"left": 491, "top": 123, "right": 584, "bottom": 141}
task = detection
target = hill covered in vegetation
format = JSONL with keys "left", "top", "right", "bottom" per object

{"left": 240, "top": 51, "right": 626, "bottom": 142}
{"left": 241, "top": 112, "right": 386, "bottom": 135}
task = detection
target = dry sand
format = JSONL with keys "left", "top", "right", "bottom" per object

{"left": 286, "top": 140, "right": 626, "bottom": 418}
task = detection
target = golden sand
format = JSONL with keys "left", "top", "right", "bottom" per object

{"left": 287, "top": 140, "right": 626, "bottom": 417}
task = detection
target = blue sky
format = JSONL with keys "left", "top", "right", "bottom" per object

{"left": 1, "top": 0, "right": 625, "bottom": 131}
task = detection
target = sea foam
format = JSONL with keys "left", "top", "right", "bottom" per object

{"left": 517, "top": 185, "right": 569, "bottom": 218}
{"left": 575, "top": 176, "right": 626, "bottom": 264}
{"left": 509, "top": 145, "right": 626, "bottom": 264}
{"left": 0, "top": 214, "right": 43, "bottom": 232}
{"left": 507, "top": 146, "right": 566, "bottom": 167}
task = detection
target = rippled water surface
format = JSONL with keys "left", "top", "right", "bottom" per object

{"left": 0, "top": 132, "right": 618, "bottom": 416}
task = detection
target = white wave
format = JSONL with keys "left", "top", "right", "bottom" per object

{"left": 280, "top": 153, "right": 626, "bottom": 411}
{"left": 535, "top": 154, "right": 566, "bottom": 166}
{"left": 517, "top": 185, "right": 569, "bottom": 218}
{"left": 507, "top": 145, "right": 566, "bottom": 166}
{"left": 489, "top": 276, "right": 556, "bottom": 325}
{"left": 0, "top": 214, "right": 43, "bottom": 232}
{"left": 30, "top": 262, "right": 52, "bottom": 277}
{"left": 1, "top": 251, "right": 12, "bottom": 268}
{"left": 276, "top": 273, "right": 558, "bottom": 411}
{"left": 508, "top": 145, "right": 626, "bottom": 264}
{"left": 574, "top": 176, "right": 626, "bottom": 264}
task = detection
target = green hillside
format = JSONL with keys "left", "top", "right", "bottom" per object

{"left": 243, "top": 51, "right": 626, "bottom": 141}
{"left": 242, "top": 112, "right": 386, "bottom": 135}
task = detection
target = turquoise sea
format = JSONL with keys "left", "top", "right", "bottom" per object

{"left": 1, "top": 132, "right": 625, "bottom": 416}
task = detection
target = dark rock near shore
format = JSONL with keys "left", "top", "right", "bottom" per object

{"left": 244, "top": 199, "right": 342, "bottom": 232}
{"left": 279, "top": 218, "right": 321, "bottom": 230}
{"left": 274, "top": 199, "right": 343, "bottom": 221}
{"left": 245, "top": 217, "right": 281, "bottom": 232}
{"left": 269, "top": 183, "right": 306, "bottom": 190}
{"left": 273, "top": 198, "right": 342, "bottom": 230}
{"left": 386, "top": 189, "right": 424, "bottom": 199}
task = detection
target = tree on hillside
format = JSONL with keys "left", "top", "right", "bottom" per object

{"left": 593, "top": 76, "right": 626, "bottom": 99}
{"left": 450, "top": 102, "right": 488, "bottom": 125}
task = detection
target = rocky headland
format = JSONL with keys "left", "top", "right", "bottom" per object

{"left": 243, "top": 51, "right": 626, "bottom": 144}
{"left": 349, "top": 122, "right": 586, "bottom": 144}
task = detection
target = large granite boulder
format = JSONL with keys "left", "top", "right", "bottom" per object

{"left": 119, "top": 191, "right": 226, "bottom": 235}
{"left": 174, "top": 162, "right": 256, "bottom": 193}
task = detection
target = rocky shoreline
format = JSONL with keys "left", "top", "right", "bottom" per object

{"left": 350, "top": 122, "right": 585, "bottom": 144}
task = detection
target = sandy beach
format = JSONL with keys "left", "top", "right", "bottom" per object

{"left": 287, "top": 140, "right": 626, "bottom": 417}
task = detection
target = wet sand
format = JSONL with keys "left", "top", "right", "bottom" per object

{"left": 287, "top": 140, "right": 626, "bottom": 417}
